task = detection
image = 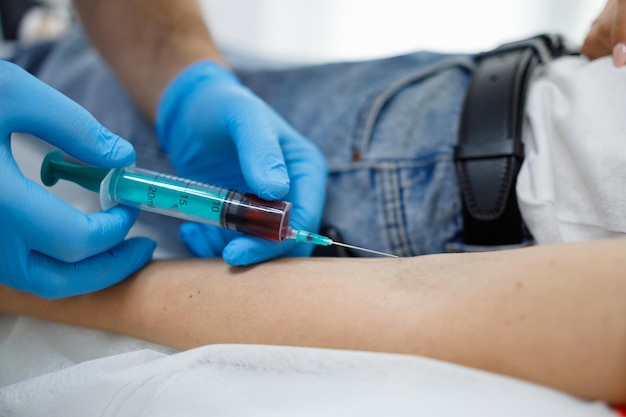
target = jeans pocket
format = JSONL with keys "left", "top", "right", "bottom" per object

{"left": 242, "top": 52, "right": 477, "bottom": 257}
{"left": 326, "top": 56, "right": 474, "bottom": 257}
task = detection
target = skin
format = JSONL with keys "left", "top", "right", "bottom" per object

{"left": 73, "top": 0, "right": 626, "bottom": 115}
{"left": 15, "top": 0, "right": 618, "bottom": 406}
{"left": 1, "top": 239, "right": 625, "bottom": 404}
{"left": 582, "top": 0, "right": 626, "bottom": 60}
{"left": 73, "top": 0, "right": 227, "bottom": 119}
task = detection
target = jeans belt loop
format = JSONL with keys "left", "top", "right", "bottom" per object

{"left": 454, "top": 34, "right": 570, "bottom": 246}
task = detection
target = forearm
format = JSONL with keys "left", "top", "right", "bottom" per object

{"left": 73, "top": 0, "right": 226, "bottom": 119}
{"left": 1, "top": 239, "right": 625, "bottom": 403}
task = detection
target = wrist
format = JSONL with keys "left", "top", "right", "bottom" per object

{"left": 74, "top": 0, "right": 228, "bottom": 120}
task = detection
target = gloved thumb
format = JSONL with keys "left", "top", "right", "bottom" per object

{"left": 227, "top": 107, "right": 291, "bottom": 201}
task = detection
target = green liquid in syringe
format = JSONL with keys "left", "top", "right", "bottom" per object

{"left": 109, "top": 170, "right": 229, "bottom": 225}
{"left": 40, "top": 149, "right": 292, "bottom": 242}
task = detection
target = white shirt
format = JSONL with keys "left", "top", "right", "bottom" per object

{"left": 517, "top": 55, "right": 626, "bottom": 243}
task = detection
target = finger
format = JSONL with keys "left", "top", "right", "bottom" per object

{"left": 581, "top": 33, "right": 612, "bottom": 60}
{"left": 279, "top": 137, "right": 328, "bottom": 233}
{"left": 612, "top": 0, "right": 626, "bottom": 45}
{"left": 181, "top": 222, "right": 308, "bottom": 265}
{"left": 180, "top": 222, "right": 236, "bottom": 258}
{"left": 1, "top": 61, "right": 135, "bottom": 167}
{"left": 220, "top": 133, "right": 327, "bottom": 265}
{"left": 27, "top": 237, "right": 156, "bottom": 299}
{"left": 581, "top": 1, "right": 615, "bottom": 60}
{"left": 581, "top": 14, "right": 614, "bottom": 60}
{"left": 17, "top": 175, "right": 140, "bottom": 261}
{"left": 222, "top": 235, "right": 304, "bottom": 266}
{"left": 227, "top": 102, "right": 290, "bottom": 200}
{"left": 34, "top": 205, "right": 140, "bottom": 262}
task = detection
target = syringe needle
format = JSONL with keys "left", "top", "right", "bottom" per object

{"left": 288, "top": 228, "right": 398, "bottom": 258}
{"left": 330, "top": 241, "right": 399, "bottom": 258}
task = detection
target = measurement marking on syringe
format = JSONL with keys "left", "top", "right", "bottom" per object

{"left": 179, "top": 178, "right": 192, "bottom": 207}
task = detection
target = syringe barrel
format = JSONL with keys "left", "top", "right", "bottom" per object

{"left": 100, "top": 167, "right": 292, "bottom": 241}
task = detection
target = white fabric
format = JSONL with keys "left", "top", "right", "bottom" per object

{"left": 0, "top": 133, "right": 618, "bottom": 416}
{"left": 518, "top": 55, "right": 626, "bottom": 243}
{"left": 0, "top": 317, "right": 616, "bottom": 417}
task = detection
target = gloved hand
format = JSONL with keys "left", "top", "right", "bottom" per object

{"left": 0, "top": 61, "right": 156, "bottom": 299}
{"left": 156, "top": 61, "right": 327, "bottom": 265}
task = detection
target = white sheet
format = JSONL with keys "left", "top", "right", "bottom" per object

{"left": 0, "top": 316, "right": 615, "bottom": 417}
{"left": 0, "top": 134, "right": 617, "bottom": 416}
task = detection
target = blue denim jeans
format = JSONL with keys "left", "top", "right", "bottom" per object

{"left": 11, "top": 28, "right": 477, "bottom": 258}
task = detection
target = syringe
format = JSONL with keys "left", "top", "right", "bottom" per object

{"left": 40, "top": 150, "right": 397, "bottom": 258}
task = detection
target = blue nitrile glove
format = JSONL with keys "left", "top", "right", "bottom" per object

{"left": 157, "top": 61, "right": 327, "bottom": 265}
{"left": 0, "top": 61, "right": 156, "bottom": 299}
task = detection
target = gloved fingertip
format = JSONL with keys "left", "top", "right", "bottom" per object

{"left": 180, "top": 223, "right": 202, "bottom": 255}
{"left": 134, "top": 236, "right": 158, "bottom": 255}
{"left": 222, "top": 250, "right": 259, "bottom": 266}
{"left": 180, "top": 222, "right": 206, "bottom": 242}
{"left": 222, "top": 238, "right": 286, "bottom": 266}
{"left": 119, "top": 237, "right": 157, "bottom": 268}
{"left": 99, "top": 126, "right": 136, "bottom": 166}
{"left": 104, "top": 205, "right": 141, "bottom": 225}
{"left": 180, "top": 222, "right": 199, "bottom": 242}
{"left": 180, "top": 222, "right": 196, "bottom": 235}
{"left": 115, "top": 139, "right": 136, "bottom": 164}
{"left": 256, "top": 183, "right": 289, "bottom": 201}
{"left": 116, "top": 237, "right": 157, "bottom": 279}
{"left": 141, "top": 241, "right": 157, "bottom": 263}
{"left": 255, "top": 165, "right": 290, "bottom": 200}
{"left": 180, "top": 223, "right": 225, "bottom": 258}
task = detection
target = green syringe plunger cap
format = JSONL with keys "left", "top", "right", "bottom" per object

{"left": 40, "top": 150, "right": 111, "bottom": 193}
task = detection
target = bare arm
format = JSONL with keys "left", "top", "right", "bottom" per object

{"left": 72, "top": 0, "right": 226, "bottom": 119}
{"left": 1, "top": 239, "right": 625, "bottom": 403}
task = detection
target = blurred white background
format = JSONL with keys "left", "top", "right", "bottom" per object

{"left": 201, "top": 0, "right": 606, "bottom": 63}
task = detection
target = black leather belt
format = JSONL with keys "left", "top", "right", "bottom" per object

{"left": 454, "top": 34, "right": 569, "bottom": 246}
